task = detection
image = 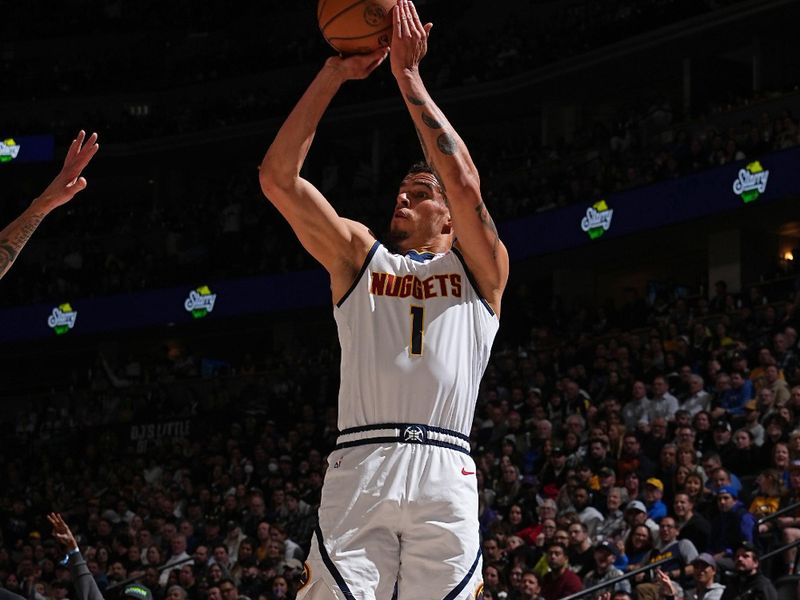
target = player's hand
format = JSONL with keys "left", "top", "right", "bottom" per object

{"left": 325, "top": 48, "right": 389, "bottom": 81}
{"left": 33, "top": 130, "right": 99, "bottom": 213}
{"left": 47, "top": 512, "right": 78, "bottom": 551}
{"left": 390, "top": 0, "right": 433, "bottom": 77}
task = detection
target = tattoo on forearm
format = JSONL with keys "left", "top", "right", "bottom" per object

{"left": 436, "top": 133, "right": 457, "bottom": 156}
{"left": 422, "top": 112, "right": 443, "bottom": 130}
{"left": 475, "top": 201, "right": 500, "bottom": 255}
{"left": 406, "top": 94, "right": 426, "bottom": 106}
{"left": 414, "top": 127, "right": 448, "bottom": 199}
{"left": 0, "top": 213, "right": 44, "bottom": 276}
{"left": 0, "top": 243, "right": 17, "bottom": 275}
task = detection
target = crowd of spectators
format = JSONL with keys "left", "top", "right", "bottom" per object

{"left": 2, "top": 91, "right": 800, "bottom": 310}
{"left": 4, "top": 0, "right": 752, "bottom": 142}
{"left": 3, "top": 274, "right": 800, "bottom": 599}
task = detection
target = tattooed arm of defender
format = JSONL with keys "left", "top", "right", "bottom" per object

{"left": 0, "top": 209, "right": 46, "bottom": 279}
{"left": 0, "top": 130, "right": 98, "bottom": 281}
{"left": 390, "top": 0, "right": 508, "bottom": 314}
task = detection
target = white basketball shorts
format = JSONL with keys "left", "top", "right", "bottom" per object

{"left": 296, "top": 425, "right": 483, "bottom": 600}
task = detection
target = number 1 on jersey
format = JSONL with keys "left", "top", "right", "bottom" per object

{"left": 409, "top": 305, "right": 425, "bottom": 356}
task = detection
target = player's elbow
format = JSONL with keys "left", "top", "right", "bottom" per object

{"left": 258, "top": 165, "right": 279, "bottom": 198}
{"left": 259, "top": 154, "right": 294, "bottom": 200}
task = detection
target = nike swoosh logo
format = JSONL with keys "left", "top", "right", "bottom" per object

{"left": 461, "top": 468, "right": 475, "bottom": 476}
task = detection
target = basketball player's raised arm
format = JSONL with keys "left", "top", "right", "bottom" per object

{"left": 259, "top": 51, "right": 388, "bottom": 289}
{"left": 390, "top": 0, "right": 508, "bottom": 313}
{"left": 0, "top": 130, "right": 98, "bottom": 280}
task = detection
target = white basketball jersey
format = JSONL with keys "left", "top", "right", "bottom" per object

{"left": 333, "top": 242, "right": 499, "bottom": 435}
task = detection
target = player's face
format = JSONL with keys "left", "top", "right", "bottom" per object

{"left": 389, "top": 173, "right": 449, "bottom": 245}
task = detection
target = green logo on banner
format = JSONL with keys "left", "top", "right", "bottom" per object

{"left": 47, "top": 303, "right": 77, "bottom": 335}
{"left": 580, "top": 200, "right": 614, "bottom": 240}
{"left": 184, "top": 285, "right": 217, "bottom": 319}
{"left": 732, "top": 161, "right": 769, "bottom": 203}
{"left": 0, "top": 138, "right": 21, "bottom": 163}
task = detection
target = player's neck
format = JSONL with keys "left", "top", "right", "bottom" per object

{"left": 392, "top": 234, "right": 452, "bottom": 256}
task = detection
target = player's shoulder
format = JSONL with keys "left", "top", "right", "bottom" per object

{"left": 341, "top": 218, "right": 376, "bottom": 243}
{"left": 339, "top": 218, "right": 379, "bottom": 262}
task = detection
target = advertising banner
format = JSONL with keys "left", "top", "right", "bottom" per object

{"left": 1, "top": 148, "right": 799, "bottom": 341}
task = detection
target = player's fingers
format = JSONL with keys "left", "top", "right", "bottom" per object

{"left": 408, "top": 1, "right": 424, "bottom": 36}
{"left": 65, "top": 175, "right": 85, "bottom": 189}
{"left": 82, "top": 141, "right": 100, "bottom": 161}
{"left": 73, "top": 141, "right": 99, "bottom": 171}
{"left": 364, "top": 48, "right": 388, "bottom": 74}
{"left": 72, "top": 130, "right": 87, "bottom": 155}
{"left": 375, "top": 47, "right": 389, "bottom": 65}
{"left": 66, "top": 137, "right": 80, "bottom": 160}
{"left": 82, "top": 132, "right": 98, "bottom": 150}
{"left": 392, "top": 3, "right": 401, "bottom": 39}
{"left": 400, "top": 0, "right": 412, "bottom": 38}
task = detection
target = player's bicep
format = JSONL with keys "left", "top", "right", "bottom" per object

{"left": 448, "top": 181, "right": 509, "bottom": 299}
{"left": 260, "top": 176, "right": 357, "bottom": 272}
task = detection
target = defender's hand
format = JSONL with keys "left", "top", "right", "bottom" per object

{"left": 33, "top": 131, "right": 99, "bottom": 213}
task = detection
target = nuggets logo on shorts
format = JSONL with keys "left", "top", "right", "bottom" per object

{"left": 297, "top": 562, "right": 311, "bottom": 591}
{"left": 403, "top": 425, "right": 426, "bottom": 443}
{"left": 475, "top": 583, "right": 484, "bottom": 599}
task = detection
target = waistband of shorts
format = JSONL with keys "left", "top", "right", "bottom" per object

{"left": 335, "top": 423, "right": 471, "bottom": 455}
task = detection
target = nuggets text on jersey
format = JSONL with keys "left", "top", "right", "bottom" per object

{"left": 369, "top": 271, "right": 462, "bottom": 299}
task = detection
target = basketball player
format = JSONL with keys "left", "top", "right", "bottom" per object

{"left": 258, "top": 1, "right": 507, "bottom": 598}
{"left": 0, "top": 130, "right": 99, "bottom": 280}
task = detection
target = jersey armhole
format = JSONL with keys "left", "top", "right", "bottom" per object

{"left": 335, "top": 240, "right": 381, "bottom": 308}
{"left": 451, "top": 247, "right": 496, "bottom": 317}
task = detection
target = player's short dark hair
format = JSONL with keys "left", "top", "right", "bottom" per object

{"left": 407, "top": 161, "right": 435, "bottom": 176}
{"left": 406, "top": 162, "right": 444, "bottom": 192}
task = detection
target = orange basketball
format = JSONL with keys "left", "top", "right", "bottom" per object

{"left": 318, "top": 0, "right": 395, "bottom": 55}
